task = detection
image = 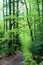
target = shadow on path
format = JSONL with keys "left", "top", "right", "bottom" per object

{"left": 7, "top": 52, "right": 24, "bottom": 65}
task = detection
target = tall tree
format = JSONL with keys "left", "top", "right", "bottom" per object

{"left": 8, "top": 0, "right": 13, "bottom": 55}
{"left": 42, "top": 0, "right": 43, "bottom": 33}
{"left": 15, "top": 0, "right": 21, "bottom": 51}
{"left": 24, "top": 0, "right": 34, "bottom": 41}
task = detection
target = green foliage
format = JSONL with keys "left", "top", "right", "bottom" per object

{"left": 0, "top": 0, "right": 43, "bottom": 65}
{"left": 40, "top": 61, "right": 43, "bottom": 65}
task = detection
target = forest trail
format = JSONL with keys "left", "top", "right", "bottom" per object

{"left": 7, "top": 52, "right": 24, "bottom": 65}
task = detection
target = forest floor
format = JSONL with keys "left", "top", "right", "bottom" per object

{"left": 0, "top": 52, "right": 24, "bottom": 65}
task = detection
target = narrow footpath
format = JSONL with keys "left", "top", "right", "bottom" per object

{"left": 8, "top": 52, "right": 24, "bottom": 65}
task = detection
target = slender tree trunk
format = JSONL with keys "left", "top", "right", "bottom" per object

{"left": 6, "top": 0, "right": 7, "bottom": 32}
{"left": 37, "top": 0, "right": 40, "bottom": 16}
{"left": 15, "top": 0, "right": 21, "bottom": 51}
{"left": 34, "top": 17, "right": 37, "bottom": 40}
{"left": 8, "top": 0, "right": 12, "bottom": 55}
{"left": 13, "top": 0, "right": 16, "bottom": 51}
{"left": 36, "top": 0, "right": 40, "bottom": 29}
{"left": 42, "top": 0, "right": 43, "bottom": 29}
{"left": 24, "top": 0, "right": 34, "bottom": 41}
{"left": 41, "top": 0, "right": 43, "bottom": 42}
{"left": 15, "top": 0, "right": 19, "bottom": 51}
{"left": 36, "top": 0, "right": 40, "bottom": 31}
{"left": 34, "top": 0, "right": 40, "bottom": 41}
{"left": 3, "top": 0, "right": 5, "bottom": 33}
{"left": 35, "top": 0, "right": 41, "bottom": 41}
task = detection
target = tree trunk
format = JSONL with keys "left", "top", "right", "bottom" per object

{"left": 24, "top": 0, "right": 34, "bottom": 41}
{"left": 8, "top": 0, "right": 12, "bottom": 55}
{"left": 42, "top": 0, "right": 43, "bottom": 29}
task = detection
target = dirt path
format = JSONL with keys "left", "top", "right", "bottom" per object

{"left": 7, "top": 52, "right": 24, "bottom": 65}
